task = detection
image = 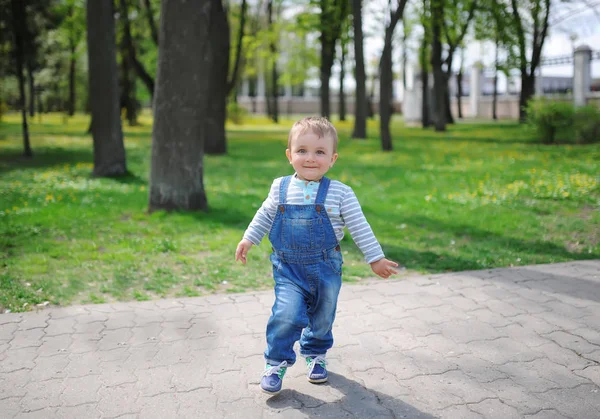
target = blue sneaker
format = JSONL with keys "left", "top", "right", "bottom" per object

{"left": 306, "top": 356, "right": 328, "bottom": 383}
{"left": 260, "top": 361, "right": 288, "bottom": 395}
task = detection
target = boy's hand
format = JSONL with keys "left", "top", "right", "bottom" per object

{"left": 235, "top": 239, "right": 254, "bottom": 265}
{"left": 370, "top": 258, "right": 399, "bottom": 279}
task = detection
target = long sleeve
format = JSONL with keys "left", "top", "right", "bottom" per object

{"left": 340, "top": 187, "right": 385, "bottom": 264}
{"left": 242, "top": 180, "right": 278, "bottom": 245}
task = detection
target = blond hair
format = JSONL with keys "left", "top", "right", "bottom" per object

{"left": 287, "top": 117, "right": 338, "bottom": 153}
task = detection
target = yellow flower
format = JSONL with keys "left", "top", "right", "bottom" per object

{"left": 45, "top": 194, "right": 54, "bottom": 202}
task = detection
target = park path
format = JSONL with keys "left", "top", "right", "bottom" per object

{"left": 1, "top": 261, "right": 599, "bottom": 418}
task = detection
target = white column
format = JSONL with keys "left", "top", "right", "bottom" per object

{"left": 241, "top": 79, "right": 250, "bottom": 97}
{"left": 257, "top": 73, "right": 266, "bottom": 98}
{"left": 403, "top": 64, "right": 422, "bottom": 123}
{"left": 470, "top": 63, "right": 482, "bottom": 118}
{"left": 535, "top": 68, "right": 544, "bottom": 97}
{"left": 573, "top": 45, "right": 592, "bottom": 107}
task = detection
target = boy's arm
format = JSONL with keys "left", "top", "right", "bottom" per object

{"left": 235, "top": 179, "right": 279, "bottom": 263}
{"left": 340, "top": 187, "right": 399, "bottom": 278}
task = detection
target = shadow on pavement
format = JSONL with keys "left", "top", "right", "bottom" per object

{"left": 266, "top": 372, "right": 435, "bottom": 418}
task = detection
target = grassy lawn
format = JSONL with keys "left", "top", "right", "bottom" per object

{"left": 1, "top": 112, "right": 599, "bottom": 312}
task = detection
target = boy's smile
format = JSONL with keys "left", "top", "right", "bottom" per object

{"left": 286, "top": 132, "right": 338, "bottom": 182}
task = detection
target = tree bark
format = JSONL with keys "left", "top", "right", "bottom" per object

{"left": 68, "top": 42, "right": 76, "bottom": 116}
{"left": 430, "top": 0, "right": 446, "bottom": 132}
{"left": 204, "top": 0, "right": 229, "bottom": 154}
{"left": 456, "top": 67, "right": 463, "bottom": 119}
{"left": 142, "top": 0, "right": 159, "bottom": 46}
{"left": 351, "top": 0, "right": 366, "bottom": 138}
{"left": 121, "top": 0, "right": 155, "bottom": 99}
{"left": 227, "top": 0, "right": 247, "bottom": 95}
{"left": 420, "top": 33, "right": 431, "bottom": 127}
{"left": 149, "top": 0, "right": 211, "bottom": 211}
{"left": 86, "top": 0, "right": 127, "bottom": 177}
{"left": 27, "top": 61, "right": 35, "bottom": 118}
{"left": 11, "top": 0, "right": 32, "bottom": 157}
{"left": 492, "top": 33, "right": 500, "bottom": 121}
{"left": 339, "top": 42, "right": 346, "bottom": 121}
{"left": 379, "top": 1, "right": 407, "bottom": 151}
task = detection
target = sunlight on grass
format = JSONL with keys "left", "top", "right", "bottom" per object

{"left": 1, "top": 112, "right": 599, "bottom": 312}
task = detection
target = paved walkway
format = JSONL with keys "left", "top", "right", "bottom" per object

{"left": 1, "top": 261, "right": 599, "bottom": 419}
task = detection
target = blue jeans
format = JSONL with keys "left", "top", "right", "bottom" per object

{"left": 264, "top": 248, "right": 343, "bottom": 366}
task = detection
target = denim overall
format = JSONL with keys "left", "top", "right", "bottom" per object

{"left": 264, "top": 175, "right": 343, "bottom": 366}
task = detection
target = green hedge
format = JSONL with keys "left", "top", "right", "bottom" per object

{"left": 527, "top": 98, "right": 600, "bottom": 144}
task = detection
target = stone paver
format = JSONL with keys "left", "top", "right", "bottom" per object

{"left": 1, "top": 260, "right": 599, "bottom": 418}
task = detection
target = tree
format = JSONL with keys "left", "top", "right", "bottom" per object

{"left": 351, "top": 0, "right": 367, "bottom": 138}
{"left": 319, "top": 0, "right": 348, "bottom": 119}
{"left": 430, "top": 0, "right": 446, "bottom": 131}
{"left": 509, "top": 0, "right": 551, "bottom": 122}
{"left": 120, "top": 0, "right": 155, "bottom": 100}
{"left": 86, "top": 0, "right": 127, "bottom": 177}
{"left": 204, "top": 0, "right": 230, "bottom": 154}
{"left": 430, "top": 0, "right": 477, "bottom": 131}
{"left": 379, "top": 0, "right": 408, "bottom": 151}
{"left": 419, "top": 0, "right": 432, "bottom": 128}
{"left": 57, "top": 0, "right": 86, "bottom": 116}
{"left": 10, "top": 0, "right": 32, "bottom": 156}
{"left": 149, "top": 0, "right": 212, "bottom": 211}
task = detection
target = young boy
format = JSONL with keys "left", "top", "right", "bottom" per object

{"left": 235, "top": 117, "right": 399, "bottom": 395}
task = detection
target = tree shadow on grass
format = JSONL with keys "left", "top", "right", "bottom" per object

{"left": 0, "top": 148, "right": 94, "bottom": 175}
{"left": 266, "top": 372, "right": 435, "bottom": 418}
{"left": 381, "top": 213, "right": 598, "bottom": 267}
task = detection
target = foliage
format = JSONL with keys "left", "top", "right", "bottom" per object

{"left": 527, "top": 100, "right": 600, "bottom": 145}
{"left": 573, "top": 105, "right": 600, "bottom": 145}
{"left": 227, "top": 100, "right": 249, "bottom": 124}
{"left": 1, "top": 113, "right": 598, "bottom": 312}
{"left": 526, "top": 98, "right": 575, "bottom": 144}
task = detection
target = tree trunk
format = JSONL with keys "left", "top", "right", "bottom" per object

{"left": 380, "top": 35, "right": 394, "bottom": 151}
{"left": 142, "top": 0, "right": 159, "bottom": 46}
{"left": 68, "top": 42, "right": 76, "bottom": 116}
{"left": 443, "top": 55, "right": 454, "bottom": 124}
{"left": 351, "top": 0, "right": 366, "bottom": 138}
{"left": 86, "top": 0, "right": 126, "bottom": 177}
{"left": 456, "top": 68, "right": 463, "bottom": 119}
{"left": 121, "top": 0, "right": 154, "bottom": 100}
{"left": 120, "top": 41, "right": 137, "bottom": 126}
{"left": 339, "top": 43, "right": 346, "bottom": 121}
{"left": 519, "top": 72, "right": 535, "bottom": 122}
{"left": 27, "top": 62, "right": 35, "bottom": 117}
{"left": 444, "top": 80, "right": 454, "bottom": 124}
{"left": 430, "top": 0, "right": 446, "bottom": 132}
{"left": 149, "top": 0, "right": 211, "bottom": 211}
{"left": 204, "top": 0, "right": 229, "bottom": 154}
{"left": 267, "top": 0, "right": 278, "bottom": 123}
{"left": 421, "top": 67, "right": 430, "bottom": 127}
{"left": 11, "top": 0, "right": 32, "bottom": 157}
{"left": 420, "top": 34, "right": 431, "bottom": 127}
{"left": 492, "top": 35, "right": 499, "bottom": 120}
{"left": 320, "top": 48, "right": 334, "bottom": 119}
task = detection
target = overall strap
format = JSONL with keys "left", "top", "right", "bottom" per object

{"left": 315, "top": 177, "right": 330, "bottom": 206}
{"left": 279, "top": 176, "right": 292, "bottom": 204}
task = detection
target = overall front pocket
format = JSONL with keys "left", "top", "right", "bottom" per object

{"left": 281, "top": 217, "right": 325, "bottom": 250}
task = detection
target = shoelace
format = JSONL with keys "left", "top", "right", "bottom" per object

{"left": 263, "top": 361, "right": 288, "bottom": 378}
{"left": 307, "top": 355, "right": 327, "bottom": 376}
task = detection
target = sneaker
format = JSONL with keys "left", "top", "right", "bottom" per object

{"left": 306, "top": 355, "right": 328, "bottom": 383}
{"left": 260, "top": 361, "right": 288, "bottom": 394}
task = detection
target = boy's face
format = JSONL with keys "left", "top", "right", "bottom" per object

{"left": 286, "top": 131, "right": 338, "bottom": 182}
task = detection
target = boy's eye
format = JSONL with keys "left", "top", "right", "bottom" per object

{"left": 297, "top": 149, "right": 306, "bottom": 154}
{"left": 317, "top": 150, "right": 325, "bottom": 155}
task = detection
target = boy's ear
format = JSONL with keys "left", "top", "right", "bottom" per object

{"left": 285, "top": 148, "right": 292, "bottom": 163}
{"left": 330, "top": 153, "right": 338, "bottom": 167}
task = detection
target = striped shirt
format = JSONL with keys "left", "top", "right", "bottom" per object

{"left": 243, "top": 175, "right": 385, "bottom": 264}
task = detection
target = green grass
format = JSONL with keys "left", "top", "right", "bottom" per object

{"left": 1, "top": 112, "right": 599, "bottom": 312}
